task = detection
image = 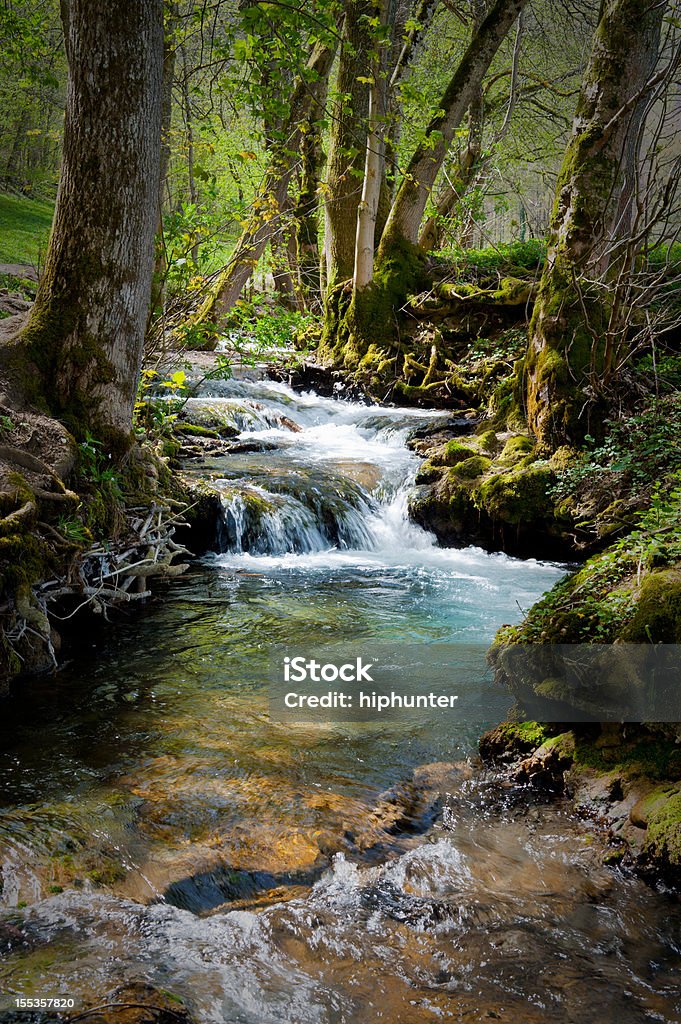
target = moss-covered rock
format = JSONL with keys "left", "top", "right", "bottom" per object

{"left": 414, "top": 459, "right": 444, "bottom": 485}
{"left": 479, "top": 720, "right": 555, "bottom": 761}
{"left": 475, "top": 463, "right": 554, "bottom": 524}
{"left": 441, "top": 440, "right": 479, "bottom": 465}
{"left": 480, "top": 720, "right": 681, "bottom": 883}
{"left": 620, "top": 569, "right": 681, "bottom": 642}
{"left": 497, "top": 434, "right": 535, "bottom": 466}
{"left": 450, "top": 455, "right": 491, "bottom": 480}
{"left": 409, "top": 433, "right": 573, "bottom": 559}
{"left": 173, "top": 422, "right": 220, "bottom": 439}
{"left": 476, "top": 428, "right": 500, "bottom": 454}
{"left": 644, "top": 792, "right": 681, "bottom": 869}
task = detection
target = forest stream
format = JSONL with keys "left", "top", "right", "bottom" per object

{"left": 1, "top": 377, "right": 680, "bottom": 1023}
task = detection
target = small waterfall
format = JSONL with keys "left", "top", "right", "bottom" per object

{"left": 199, "top": 379, "right": 447, "bottom": 560}
{"left": 215, "top": 481, "right": 379, "bottom": 555}
{"left": 181, "top": 397, "right": 301, "bottom": 434}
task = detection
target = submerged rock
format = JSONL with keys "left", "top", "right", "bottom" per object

{"left": 89, "top": 983, "right": 194, "bottom": 1024}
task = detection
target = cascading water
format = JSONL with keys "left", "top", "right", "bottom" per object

{"left": 1, "top": 375, "right": 680, "bottom": 1024}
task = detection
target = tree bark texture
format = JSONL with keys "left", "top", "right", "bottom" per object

{"left": 353, "top": 0, "right": 390, "bottom": 291}
{"left": 380, "top": 0, "right": 527, "bottom": 251}
{"left": 17, "top": 0, "right": 164, "bottom": 439}
{"left": 525, "top": 0, "right": 666, "bottom": 448}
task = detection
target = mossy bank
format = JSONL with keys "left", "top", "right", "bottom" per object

{"left": 480, "top": 721, "right": 681, "bottom": 886}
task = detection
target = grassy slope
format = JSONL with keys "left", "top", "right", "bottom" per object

{"left": 0, "top": 192, "right": 54, "bottom": 265}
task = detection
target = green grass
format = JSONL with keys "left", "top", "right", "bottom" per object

{"left": 0, "top": 192, "right": 54, "bottom": 265}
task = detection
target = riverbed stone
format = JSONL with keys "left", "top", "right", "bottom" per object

{"left": 94, "top": 983, "right": 194, "bottom": 1024}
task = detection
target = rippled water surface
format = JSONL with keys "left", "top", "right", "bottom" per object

{"left": 1, "top": 378, "right": 679, "bottom": 1023}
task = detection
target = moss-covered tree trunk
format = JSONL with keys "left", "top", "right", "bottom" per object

{"left": 9, "top": 0, "right": 164, "bottom": 442}
{"left": 323, "top": 0, "right": 372, "bottom": 291}
{"left": 525, "top": 0, "right": 666, "bottom": 449}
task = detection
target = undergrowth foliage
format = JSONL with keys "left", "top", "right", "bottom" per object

{"left": 552, "top": 395, "right": 681, "bottom": 502}
{"left": 432, "top": 239, "right": 546, "bottom": 285}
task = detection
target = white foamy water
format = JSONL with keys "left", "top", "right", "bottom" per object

{"left": 197, "top": 378, "right": 564, "bottom": 633}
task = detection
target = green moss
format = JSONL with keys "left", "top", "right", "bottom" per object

{"left": 434, "top": 276, "right": 534, "bottom": 306}
{"left": 540, "top": 731, "right": 576, "bottom": 758}
{"left": 502, "top": 720, "right": 551, "bottom": 747}
{"left": 173, "top": 422, "right": 220, "bottom": 439}
{"left": 498, "top": 435, "right": 535, "bottom": 466}
{"left": 620, "top": 569, "right": 681, "bottom": 643}
{"left": 393, "top": 381, "right": 440, "bottom": 403}
{"left": 16, "top": 298, "right": 116, "bottom": 440}
{"left": 442, "top": 440, "right": 478, "bottom": 465}
{"left": 645, "top": 792, "right": 681, "bottom": 866}
{"left": 414, "top": 460, "right": 443, "bottom": 484}
{"left": 476, "top": 429, "right": 500, "bottom": 453}
{"left": 446, "top": 485, "right": 474, "bottom": 520}
{"left": 0, "top": 480, "right": 56, "bottom": 594}
{"left": 572, "top": 734, "right": 681, "bottom": 782}
{"left": 450, "top": 455, "right": 491, "bottom": 480}
{"left": 475, "top": 463, "right": 554, "bottom": 524}
{"left": 632, "top": 788, "right": 675, "bottom": 826}
{"left": 320, "top": 235, "right": 427, "bottom": 366}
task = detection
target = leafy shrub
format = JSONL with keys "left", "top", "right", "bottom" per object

{"left": 221, "top": 300, "right": 317, "bottom": 354}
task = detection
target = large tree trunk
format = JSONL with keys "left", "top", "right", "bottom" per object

{"left": 8, "top": 0, "right": 164, "bottom": 443}
{"left": 525, "top": 0, "right": 666, "bottom": 449}
{"left": 323, "top": 0, "right": 371, "bottom": 289}
{"left": 193, "top": 38, "right": 335, "bottom": 330}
